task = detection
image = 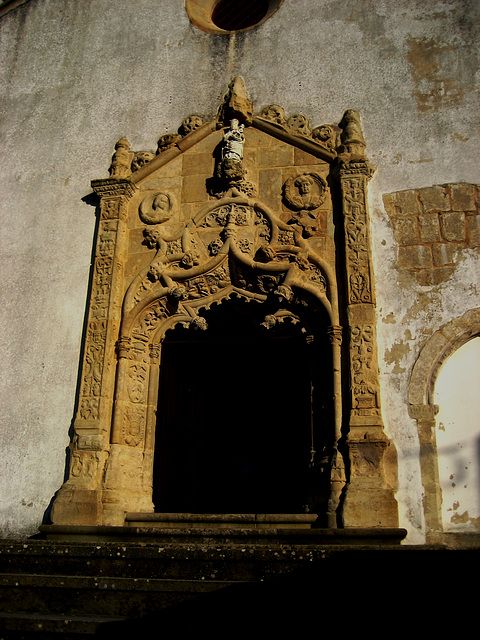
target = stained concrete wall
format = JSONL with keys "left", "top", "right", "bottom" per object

{"left": 0, "top": 0, "right": 479, "bottom": 540}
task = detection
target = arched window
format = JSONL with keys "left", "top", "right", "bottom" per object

{"left": 434, "top": 337, "right": 480, "bottom": 531}
{"left": 408, "top": 308, "right": 480, "bottom": 543}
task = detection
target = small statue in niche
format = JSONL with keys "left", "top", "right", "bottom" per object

{"left": 221, "top": 118, "right": 245, "bottom": 162}
{"left": 208, "top": 118, "right": 255, "bottom": 198}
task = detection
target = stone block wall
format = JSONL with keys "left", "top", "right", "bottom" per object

{"left": 383, "top": 184, "right": 479, "bottom": 286}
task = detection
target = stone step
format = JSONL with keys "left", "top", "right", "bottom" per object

{"left": 38, "top": 523, "right": 408, "bottom": 545}
{"left": 0, "top": 539, "right": 477, "bottom": 637}
{"left": 0, "top": 538, "right": 335, "bottom": 582}
{"left": 0, "top": 572, "right": 235, "bottom": 618}
{"left": 0, "top": 611, "right": 128, "bottom": 638}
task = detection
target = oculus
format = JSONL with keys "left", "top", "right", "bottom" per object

{"left": 186, "top": 0, "right": 284, "bottom": 33}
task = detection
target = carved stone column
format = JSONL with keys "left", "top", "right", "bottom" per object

{"left": 335, "top": 119, "right": 399, "bottom": 527}
{"left": 145, "top": 342, "right": 162, "bottom": 452}
{"left": 51, "top": 178, "right": 136, "bottom": 526}
{"left": 409, "top": 403, "right": 442, "bottom": 534}
{"left": 324, "top": 325, "right": 346, "bottom": 527}
{"left": 101, "top": 335, "right": 156, "bottom": 525}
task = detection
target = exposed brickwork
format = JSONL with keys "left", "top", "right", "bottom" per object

{"left": 383, "top": 183, "right": 480, "bottom": 285}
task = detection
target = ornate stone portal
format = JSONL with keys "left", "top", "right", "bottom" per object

{"left": 50, "top": 78, "right": 399, "bottom": 530}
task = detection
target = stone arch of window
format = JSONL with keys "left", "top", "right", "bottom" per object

{"left": 408, "top": 308, "right": 480, "bottom": 537}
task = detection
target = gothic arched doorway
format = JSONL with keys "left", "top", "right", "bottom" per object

{"left": 152, "top": 296, "right": 333, "bottom": 515}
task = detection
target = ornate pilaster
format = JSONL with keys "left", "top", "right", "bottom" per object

{"left": 335, "top": 118, "right": 399, "bottom": 527}
{"left": 51, "top": 177, "right": 136, "bottom": 526}
{"left": 74, "top": 178, "right": 135, "bottom": 437}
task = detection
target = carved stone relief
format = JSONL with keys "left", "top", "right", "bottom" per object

{"left": 350, "top": 323, "right": 380, "bottom": 413}
{"left": 139, "top": 191, "right": 175, "bottom": 225}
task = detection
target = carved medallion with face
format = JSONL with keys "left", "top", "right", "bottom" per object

{"left": 139, "top": 191, "right": 175, "bottom": 225}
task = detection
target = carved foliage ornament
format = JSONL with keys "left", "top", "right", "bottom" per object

{"left": 342, "top": 174, "right": 373, "bottom": 304}
{"left": 128, "top": 195, "right": 329, "bottom": 316}
{"left": 260, "top": 104, "right": 338, "bottom": 152}
{"left": 350, "top": 323, "right": 380, "bottom": 413}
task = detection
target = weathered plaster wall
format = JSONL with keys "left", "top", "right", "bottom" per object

{"left": 375, "top": 185, "right": 479, "bottom": 542}
{"left": 1, "top": 0, "right": 479, "bottom": 540}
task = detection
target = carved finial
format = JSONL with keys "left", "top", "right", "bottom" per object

{"left": 109, "top": 137, "right": 133, "bottom": 177}
{"left": 217, "top": 76, "right": 253, "bottom": 127}
{"left": 312, "top": 124, "right": 336, "bottom": 150}
{"left": 156, "top": 133, "right": 180, "bottom": 154}
{"left": 190, "top": 316, "right": 208, "bottom": 331}
{"left": 339, "top": 110, "right": 366, "bottom": 158}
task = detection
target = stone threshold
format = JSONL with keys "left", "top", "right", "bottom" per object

{"left": 124, "top": 513, "right": 317, "bottom": 529}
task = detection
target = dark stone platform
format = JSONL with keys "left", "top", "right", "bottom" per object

{"left": 0, "top": 525, "right": 477, "bottom": 638}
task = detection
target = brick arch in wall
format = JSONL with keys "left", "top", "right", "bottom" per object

{"left": 408, "top": 308, "right": 480, "bottom": 537}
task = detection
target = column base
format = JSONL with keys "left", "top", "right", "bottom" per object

{"left": 342, "top": 486, "right": 399, "bottom": 528}
{"left": 50, "top": 487, "right": 103, "bottom": 526}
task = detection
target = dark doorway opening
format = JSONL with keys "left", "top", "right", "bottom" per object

{"left": 152, "top": 297, "right": 331, "bottom": 514}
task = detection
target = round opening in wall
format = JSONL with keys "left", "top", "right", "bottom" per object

{"left": 186, "top": 0, "right": 284, "bottom": 34}
{"left": 212, "top": 0, "right": 269, "bottom": 31}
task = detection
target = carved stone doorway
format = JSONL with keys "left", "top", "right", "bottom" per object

{"left": 152, "top": 296, "right": 332, "bottom": 516}
{"left": 47, "top": 78, "right": 401, "bottom": 532}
